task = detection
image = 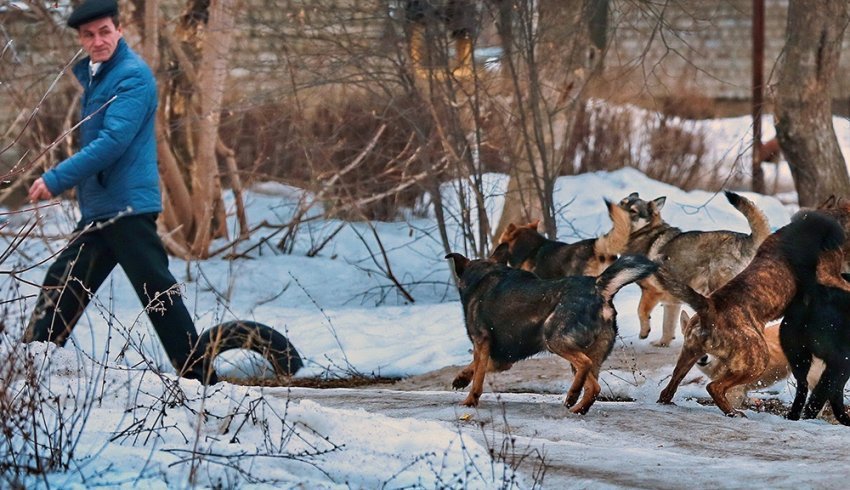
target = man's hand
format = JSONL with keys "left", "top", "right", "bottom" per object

{"left": 28, "top": 177, "right": 53, "bottom": 203}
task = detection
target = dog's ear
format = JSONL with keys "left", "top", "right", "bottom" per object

{"left": 651, "top": 196, "right": 666, "bottom": 211}
{"left": 489, "top": 242, "right": 510, "bottom": 264}
{"left": 679, "top": 310, "right": 690, "bottom": 328}
{"left": 620, "top": 192, "right": 639, "bottom": 206}
{"left": 528, "top": 219, "right": 541, "bottom": 230}
{"left": 445, "top": 253, "right": 470, "bottom": 276}
{"left": 818, "top": 195, "right": 837, "bottom": 209}
{"left": 505, "top": 223, "right": 516, "bottom": 234}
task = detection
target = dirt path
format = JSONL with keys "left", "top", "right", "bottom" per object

{"left": 276, "top": 383, "right": 849, "bottom": 489}
{"left": 276, "top": 340, "right": 849, "bottom": 488}
{"left": 381, "top": 338, "right": 683, "bottom": 395}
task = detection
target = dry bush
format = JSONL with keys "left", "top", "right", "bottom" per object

{"left": 565, "top": 101, "right": 637, "bottom": 175}
{"left": 219, "top": 87, "right": 442, "bottom": 221}
{"left": 550, "top": 98, "right": 715, "bottom": 191}
{"left": 642, "top": 117, "right": 711, "bottom": 191}
{"left": 656, "top": 91, "right": 718, "bottom": 120}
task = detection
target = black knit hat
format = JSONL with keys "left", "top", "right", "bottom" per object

{"left": 67, "top": 0, "right": 119, "bottom": 29}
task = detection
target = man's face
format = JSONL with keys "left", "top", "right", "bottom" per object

{"left": 78, "top": 17, "right": 122, "bottom": 63}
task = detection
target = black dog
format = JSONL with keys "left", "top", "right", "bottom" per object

{"left": 447, "top": 245, "right": 657, "bottom": 414}
{"left": 780, "top": 213, "right": 850, "bottom": 425}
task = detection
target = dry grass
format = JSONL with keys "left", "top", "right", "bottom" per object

{"left": 220, "top": 87, "right": 441, "bottom": 220}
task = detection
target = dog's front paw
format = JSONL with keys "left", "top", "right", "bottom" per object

{"left": 460, "top": 394, "right": 480, "bottom": 407}
{"left": 570, "top": 404, "right": 590, "bottom": 415}
{"left": 725, "top": 409, "right": 747, "bottom": 418}
{"left": 564, "top": 392, "right": 580, "bottom": 408}
{"left": 650, "top": 338, "right": 672, "bottom": 347}
{"left": 452, "top": 375, "right": 471, "bottom": 389}
{"left": 639, "top": 330, "right": 651, "bottom": 340}
{"left": 657, "top": 394, "right": 676, "bottom": 405}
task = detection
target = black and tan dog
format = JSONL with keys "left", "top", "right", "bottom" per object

{"left": 446, "top": 245, "right": 657, "bottom": 413}
{"left": 618, "top": 191, "right": 770, "bottom": 346}
{"left": 656, "top": 211, "right": 850, "bottom": 417}
{"left": 781, "top": 251, "right": 850, "bottom": 425}
{"left": 497, "top": 199, "right": 631, "bottom": 279}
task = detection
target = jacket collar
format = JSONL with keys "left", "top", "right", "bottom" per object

{"left": 74, "top": 37, "right": 128, "bottom": 83}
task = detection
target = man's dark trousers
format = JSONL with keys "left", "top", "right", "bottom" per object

{"left": 26, "top": 213, "right": 200, "bottom": 374}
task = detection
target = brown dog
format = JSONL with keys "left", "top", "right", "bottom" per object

{"left": 619, "top": 191, "right": 770, "bottom": 346}
{"left": 694, "top": 320, "right": 824, "bottom": 409}
{"left": 497, "top": 199, "right": 631, "bottom": 278}
{"left": 655, "top": 211, "right": 849, "bottom": 417}
{"left": 447, "top": 246, "right": 657, "bottom": 413}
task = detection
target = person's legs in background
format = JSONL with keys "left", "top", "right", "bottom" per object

{"left": 103, "top": 213, "right": 211, "bottom": 381}
{"left": 25, "top": 227, "right": 116, "bottom": 345}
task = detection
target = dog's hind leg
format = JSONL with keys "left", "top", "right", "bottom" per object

{"left": 573, "top": 373, "right": 602, "bottom": 415}
{"left": 706, "top": 372, "right": 755, "bottom": 417}
{"left": 452, "top": 362, "right": 475, "bottom": 389}
{"left": 653, "top": 301, "right": 681, "bottom": 347}
{"left": 826, "top": 367, "right": 850, "bottom": 426}
{"left": 461, "top": 341, "right": 491, "bottom": 407}
{"left": 784, "top": 353, "right": 812, "bottom": 421}
{"left": 658, "top": 344, "right": 704, "bottom": 404}
{"left": 556, "top": 350, "right": 594, "bottom": 409}
{"left": 803, "top": 364, "right": 850, "bottom": 424}
{"left": 638, "top": 283, "right": 664, "bottom": 339}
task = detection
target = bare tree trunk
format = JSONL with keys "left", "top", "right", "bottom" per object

{"left": 493, "top": 0, "right": 600, "bottom": 241}
{"left": 775, "top": 0, "right": 850, "bottom": 207}
{"left": 143, "top": 0, "right": 159, "bottom": 70}
{"left": 141, "top": 0, "right": 239, "bottom": 258}
{"left": 189, "top": 0, "right": 236, "bottom": 257}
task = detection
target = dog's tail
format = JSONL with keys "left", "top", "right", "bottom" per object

{"left": 594, "top": 198, "right": 632, "bottom": 257}
{"left": 595, "top": 254, "right": 658, "bottom": 302}
{"left": 653, "top": 265, "right": 711, "bottom": 314}
{"left": 779, "top": 210, "right": 846, "bottom": 291}
{"left": 725, "top": 190, "right": 771, "bottom": 248}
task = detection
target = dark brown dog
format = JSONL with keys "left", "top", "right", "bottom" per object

{"left": 447, "top": 245, "right": 657, "bottom": 413}
{"left": 619, "top": 190, "right": 770, "bottom": 346}
{"left": 497, "top": 199, "right": 631, "bottom": 278}
{"left": 655, "top": 211, "right": 850, "bottom": 417}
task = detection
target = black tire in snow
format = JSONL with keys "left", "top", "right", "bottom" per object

{"left": 196, "top": 321, "right": 303, "bottom": 383}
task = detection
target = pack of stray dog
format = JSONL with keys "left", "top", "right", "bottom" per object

{"left": 447, "top": 193, "right": 850, "bottom": 425}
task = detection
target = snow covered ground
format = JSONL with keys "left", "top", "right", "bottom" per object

{"left": 2, "top": 114, "right": 850, "bottom": 488}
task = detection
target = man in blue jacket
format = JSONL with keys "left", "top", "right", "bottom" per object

{"left": 26, "top": 0, "right": 214, "bottom": 383}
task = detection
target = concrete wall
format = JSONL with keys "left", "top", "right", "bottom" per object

{"left": 603, "top": 0, "right": 850, "bottom": 101}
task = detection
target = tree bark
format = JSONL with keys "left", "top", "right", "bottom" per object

{"left": 775, "top": 0, "right": 850, "bottom": 207}
{"left": 189, "top": 0, "right": 236, "bottom": 257}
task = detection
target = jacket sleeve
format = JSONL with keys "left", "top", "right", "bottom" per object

{"left": 42, "top": 71, "right": 155, "bottom": 195}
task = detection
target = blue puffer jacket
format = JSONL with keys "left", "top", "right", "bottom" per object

{"left": 43, "top": 38, "right": 162, "bottom": 224}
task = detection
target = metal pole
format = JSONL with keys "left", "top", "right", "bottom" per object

{"left": 752, "top": 0, "right": 766, "bottom": 193}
